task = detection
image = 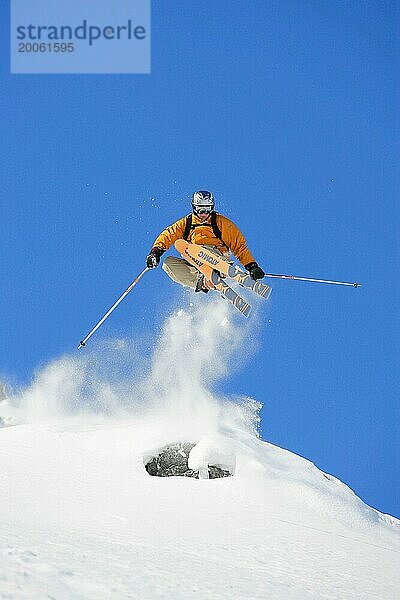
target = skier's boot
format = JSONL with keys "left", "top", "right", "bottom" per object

{"left": 195, "top": 274, "right": 215, "bottom": 294}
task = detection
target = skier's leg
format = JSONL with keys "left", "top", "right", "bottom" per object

{"left": 162, "top": 256, "right": 199, "bottom": 289}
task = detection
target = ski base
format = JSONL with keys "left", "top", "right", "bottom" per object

{"left": 210, "top": 270, "right": 251, "bottom": 317}
{"left": 175, "top": 240, "right": 272, "bottom": 301}
{"left": 174, "top": 240, "right": 252, "bottom": 317}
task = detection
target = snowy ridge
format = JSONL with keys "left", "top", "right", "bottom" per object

{"left": 1, "top": 298, "right": 399, "bottom": 599}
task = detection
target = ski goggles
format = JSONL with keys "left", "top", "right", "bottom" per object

{"left": 193, "top": 205, "right": 213, "bottom": 215}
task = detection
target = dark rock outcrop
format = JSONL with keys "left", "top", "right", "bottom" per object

{"left": 145, "top": 442, "right": 231, "bottom": 479}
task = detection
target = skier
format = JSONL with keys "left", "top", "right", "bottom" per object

{"left": 78, "top": 191, "right": 360, "bottom": 347}
{"left": 146, "top": 191, "right": 265, "bottom": 293}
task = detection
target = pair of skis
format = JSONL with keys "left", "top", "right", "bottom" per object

{"left": 174, "top": 239, "right": 272, "bottom": 318}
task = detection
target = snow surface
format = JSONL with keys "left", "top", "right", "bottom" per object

{"left": 1, "top": 298, "right": 399, "bottom": 599}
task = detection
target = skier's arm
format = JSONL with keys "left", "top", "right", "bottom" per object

{"left": 219, "top": 215, "right": 256, "bottom": 266}
{"left": 219, "top": 215, "right": 265, "bottom": 280}
{"left": 151, "top": 216, "right": 187, "bottom": 252}
{"left": 146, "top": 217, "right": 188, "bottom": 268}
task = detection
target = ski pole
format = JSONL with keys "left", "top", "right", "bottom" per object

{"left": 78, "top": 267, "right": 149, "bottom": 349}
{"left": 264, "top": 273, "right": 361, "bottom": 288}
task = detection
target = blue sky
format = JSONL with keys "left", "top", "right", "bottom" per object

{"left": 1, "top": 1, "right": 398, "bottom": 517}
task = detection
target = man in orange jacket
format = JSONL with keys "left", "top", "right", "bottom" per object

{"left": 146, "top": 191, "right": 265, "bottom": 293}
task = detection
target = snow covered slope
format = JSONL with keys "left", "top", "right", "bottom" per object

{"left": 1, "top": 299, "right": 399, "bottom": 599}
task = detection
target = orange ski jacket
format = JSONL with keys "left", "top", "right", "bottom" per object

{"left": 151, "top": 212, "right": 256, "bottom": 267}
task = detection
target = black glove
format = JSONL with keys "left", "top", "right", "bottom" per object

{"left": 146, "top": 247, "right": 164, "bottom": 269}
{"left": 245, "top": 262, "right": 265, "bottom": 280}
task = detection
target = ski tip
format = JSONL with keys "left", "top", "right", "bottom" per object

{"left": 353, "top": 282, "right": 362, "bottom": 288}
{"left": 78, "top": 341, "right": 86, "bottom": 349}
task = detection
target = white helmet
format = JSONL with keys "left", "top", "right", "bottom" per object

{"left": 191, "top": 190, "right": 215, "bottom": 215}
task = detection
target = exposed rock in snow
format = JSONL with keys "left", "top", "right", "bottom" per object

{"left": 144, "top": 441, "right": 232, "bottom": 478}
